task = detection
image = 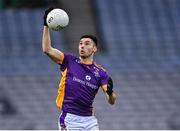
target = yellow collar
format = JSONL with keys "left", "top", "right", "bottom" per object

{"left": 79, "top": 58, "right": 93, "bottom": 65}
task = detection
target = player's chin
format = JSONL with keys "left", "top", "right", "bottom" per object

{"left": 80, "top": 54, "right": 88, "bottom": 59}
{"left": 80, "top": 54, "right": 86, "bottom": 58}
{"left": 79, "top": 52, "right": 85, "bottom": 56}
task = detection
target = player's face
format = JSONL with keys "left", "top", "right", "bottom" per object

{"left": 79, "top": 38, "right": 97, "bottom": 59}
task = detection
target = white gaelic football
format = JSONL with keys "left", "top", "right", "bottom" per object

{"left": 46, "top": 8, "right": 69, "bottom": 31}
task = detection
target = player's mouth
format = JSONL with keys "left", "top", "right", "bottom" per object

{"left": 80, "top": 50, "right": 85, "bottom": 54}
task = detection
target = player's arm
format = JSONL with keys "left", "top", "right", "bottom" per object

{"left": 42, "top": 8, "right": 64, "bottom": 64}
{"left": 102, "top": 77, "right": 116, "bottom": 105}
{"left": 42, "top": 26, "right": 64, "bottom": 64}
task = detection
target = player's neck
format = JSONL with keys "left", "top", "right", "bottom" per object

{"left": 80, "top": 56, "right": 93, "bottom": 65}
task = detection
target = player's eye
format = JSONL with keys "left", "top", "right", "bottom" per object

{"left": 85, "top": 42, "right": 90, "bottom": 45}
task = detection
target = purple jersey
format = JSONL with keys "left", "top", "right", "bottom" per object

{"left": 56, "top": 54, "right": 110, "bottom": 116}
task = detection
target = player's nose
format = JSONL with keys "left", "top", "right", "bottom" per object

{"left": 80, "top": 43, "right": 85, "bottom": 48}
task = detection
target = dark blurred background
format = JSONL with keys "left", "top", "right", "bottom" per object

{"left": 0, "top": 0, "right": 180, "bottom": 129}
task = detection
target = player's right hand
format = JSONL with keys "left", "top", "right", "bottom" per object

{"left": 43, "top": 7, "right": 54, "bottom": 26}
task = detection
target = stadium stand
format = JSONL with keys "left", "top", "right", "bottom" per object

{"left": 0, "top": 0, "right": 180, "bottom": 129}
{"left": 93, "top": 0, "right": 180, "bottom": 129}
{"left": 0, "top": 9, "right": 64, "bottom": 129}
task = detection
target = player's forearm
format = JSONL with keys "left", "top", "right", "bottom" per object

{"left": 107, "top": 92, "right": 116, "bottom": 105}
{"left": 42, "top": 26, "right": 52, "bottom": 53}
{"left": 42, "top": 26, "right": 64, "bottom": 64}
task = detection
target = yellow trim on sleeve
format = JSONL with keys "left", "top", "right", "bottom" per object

{"left": 101, "top": 84, "right": 107, "bottom": 90}
{"left": 57, "top": 52, "right": 64, "bottom": 64}
{"left": 56, "top": 68, "right": 67, "bottom": 109}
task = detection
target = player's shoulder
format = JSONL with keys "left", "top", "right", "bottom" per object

{"left": 94, "top": 62, "right": 107, "bottom": 72}
{"left": 64, "top": 53, "right": 78, "bottom": 60}
{"left": 61, "top": 53, "right": 79, "bottom": 65}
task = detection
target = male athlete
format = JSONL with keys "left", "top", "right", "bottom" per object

{"left": 42, "top": 8, "right": 116, "bottom": 130}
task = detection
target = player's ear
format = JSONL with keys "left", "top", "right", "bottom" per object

{"left": 93, "top": 46, "right": 97, "bottom": 53}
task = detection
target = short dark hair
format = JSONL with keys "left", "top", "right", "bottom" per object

{"left": 80, "top": 35, "right": 98, "bottom": 46}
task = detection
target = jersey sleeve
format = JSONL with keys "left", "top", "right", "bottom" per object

{"left": 59, "top": 53, "right": 73, "bottom": 71}
{"left": 100, "top": 70, "right": 110, "bottom": 89}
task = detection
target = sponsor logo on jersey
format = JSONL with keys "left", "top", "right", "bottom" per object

{"left": 85, "top": 75, "right": 91, "bottom": 81}
{"left": 73, "top": 76, "right": 98, "bottom": 89}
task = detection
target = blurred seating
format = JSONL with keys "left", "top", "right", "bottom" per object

{"left": 0, "top": 9, "right": 65, "bottom": 129}
{"left": 93, "top": 0, "right": 180, "bottom": 129}
{"left": 0, "top": 0, "right": 180, "bottom": 129}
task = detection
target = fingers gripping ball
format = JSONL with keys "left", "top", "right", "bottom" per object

{"left": 106, "top": 77, "right": 114, "bottom": 96}
{"left": 46, "top": 8, "right": 69, "bottom": 31}
{"left": 43, "top": 7, "right": 54, "bottom": 26}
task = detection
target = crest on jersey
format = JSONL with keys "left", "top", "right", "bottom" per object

{"left": 93, "top": 66, "right": 100, "bottom": 77}
{"left": 75, "top": 59, "right": 80, "bottom": 63}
